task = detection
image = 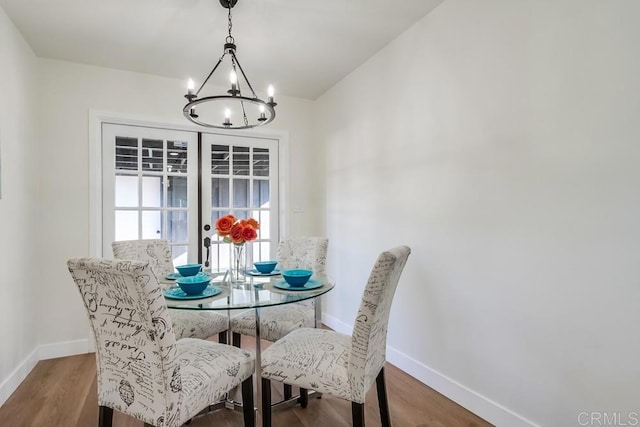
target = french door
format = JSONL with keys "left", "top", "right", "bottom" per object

{"left": 200, "top": 133, "right": 279, "bottom": 271}
{"left": 101, "top": 123, "right": 279, "bottom": 269}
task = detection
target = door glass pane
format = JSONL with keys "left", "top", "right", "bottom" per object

{"left": 233, "top": 146, "right": 250, "bottom": 176}
{"left": 168, "top": 211, "right": 188, "bottom": 243}
{"left": 250, "top": 241, "right": 271, "bottom": 262}
{"left": 253, "top": 148, "right": 269, "bottom": 177}
{"left": 115, "top": 137, "right": 138, "bottom": 170}
{"left": 210, "top": 243, "right": 231, "bottom": 271}
{"left": 142, "top": 139, "right": 163, "bottom": 172}
{"left": 168, "top": 176, "right": 188, "bottom": 207}
{"left": 171, "top": 245, "right": 189, "bottom": 268}
{"left": 167, "top": 140, "right": 188, "bottom": 173}
{"left": 115, "top": 174, "right": 138, "bottom": 207}
{"left": 212, "top": 178, "right": 229, "bottom": 207}
{"left": 142, "top": 211, "right": 162, "bottom": 239}
{"left": 211, "top": 145, "right": 229, "bottom": 175}
{"left": 232, "top": 210, "right": 250, "bottom": 221}
{"left": 115, "top": 210, "right": 138, "bottom": 240}
{"left": 253, "top": 180, "right": 270, "bottom": 208}
{"left": 254, "top": 209, "right": 270, "bottom": 239}
{"left": 233, "top": 179, "right": 249, "bottom": 208}
{"left": 142, "top": 175, "right": 163, "bottom": 207}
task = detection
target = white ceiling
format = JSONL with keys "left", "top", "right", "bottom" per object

{"left": 0, "top": 0, "right": 443, "bottom": 100}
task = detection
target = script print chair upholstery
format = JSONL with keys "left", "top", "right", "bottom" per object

{"left": 230, "top": 236, "right": 329, "bottom": 345}
{"left": 67, "top": 258, "right": 255, "bottom": 427}
{"left": 260, "top": 246, "right": 411, "bottom": 427}
{"left": 112, "top": 239, "right": 229, "bottom": 342}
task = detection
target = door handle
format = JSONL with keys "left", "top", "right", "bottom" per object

{"left": 203, "top": 236, "right": 211, "bottom": 267}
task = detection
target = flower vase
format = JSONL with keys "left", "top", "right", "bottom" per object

{"left": 231, "top": 244, "right": 246, "bottom": 283}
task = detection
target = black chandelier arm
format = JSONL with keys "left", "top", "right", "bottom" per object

{"left": 231, "top": 52, "right": 259, "bottom": 99}
{"left": 195, "top": 54, "right": 226, "bottom": 97}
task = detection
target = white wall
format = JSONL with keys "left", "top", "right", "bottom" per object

{"left": 0, "top": 6, "right": 40, "bottom": 404}
{"left": 35, "top": 59, "right": 320, "bottom": 348}
{"left": 315, "top": 0, "right": 640, "bottom": 425}
{"left": 4, "top": 0, "right": 639, "bottom": 424}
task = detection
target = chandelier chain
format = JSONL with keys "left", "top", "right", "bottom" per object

{"left": 226, "top": 5, "right": 234, "bottom": 44}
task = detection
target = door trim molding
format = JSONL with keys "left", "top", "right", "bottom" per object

{"left": 89, "top": 109, "right": 290, "bottom": 258}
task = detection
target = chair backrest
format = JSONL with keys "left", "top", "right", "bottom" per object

{"left": 67, "top": 257, "right": 182, "bottom": 426}
{"left": 276, "top": 236, "right": 329, "bottom": 275}
{"left": 348, "top": 246, "right": 411, "bottom": 402}
{"left": 112, "top": 239, "right": 175, "bottom": 277}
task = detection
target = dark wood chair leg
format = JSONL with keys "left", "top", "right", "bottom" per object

{"left": 376, "top": 367, "right": 391, "bottom": 427}
{"left": 261, "top": 378, "right": 272, "bottom": 427}
{"left": 283, "top": 384, "right": 292, "bottom": 400}
{"left": 298, "top": 388, "right": 308, "bottom": 408}
{"left": 352, "top": 401, "right": 365, "bottom": 427}
{"left": 218, "top": 331, "right": 228, "bottom": 344}
{"left": 232, "top": 332, "right": 242, "bottom": 348}
{"left": 242, "top": 376, "right": 255, "bottom": 427}
{"left": 99, "top": 406, "right": 113, "bottom": 427}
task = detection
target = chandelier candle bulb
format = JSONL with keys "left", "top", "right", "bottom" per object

{"left": 187, "top": 78, "right": 195, "bottom": 95}
{"left": 228, "top": 71, "right": 239, "bottom": 95}
{"left": 223, "top": 108, "right": 232, "bottom": 126}
{"left": 267, "top": 85, "right": 276, "bottom": 106}
{"left": 258, "top": 104, "right": 267, "bottom": 121}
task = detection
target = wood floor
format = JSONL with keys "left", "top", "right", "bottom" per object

{"left": 0, "top": 338, "right": 491, "bottom": 427}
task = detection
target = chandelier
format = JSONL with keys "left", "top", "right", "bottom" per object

{"left": 183, "top": 0, "right": 277, "bottom": 130}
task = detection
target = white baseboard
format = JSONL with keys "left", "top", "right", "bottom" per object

{"left": 322, "top": 313, "right": 537, "bottom": 427}
{"left": 322, "top": 313, "right": 352, "bottom": 335}
{"left": 0, "top": 348, "right": 39, "bottom": 407}
{"left": 38, "top": 338, "right": 91, "bottom": 361}
{"left": 0, "top": 339, "right": 92, "bottom": 407}
{"left": 3, "top": 322, "right": 538, "bottom": 427}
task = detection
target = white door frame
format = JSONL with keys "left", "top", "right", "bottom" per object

{"left": 89, "top": 110, "right": 290, "bottom": 258}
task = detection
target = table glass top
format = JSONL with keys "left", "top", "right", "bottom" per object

{"left": 162, "top": 270, "right": 334, "bottom": 311}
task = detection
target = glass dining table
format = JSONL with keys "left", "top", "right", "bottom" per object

{"left": 161, "top": 270, "right": 335, "bottom": 417}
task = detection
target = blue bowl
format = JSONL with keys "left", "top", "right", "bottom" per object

{"left": 176, "top": 273, "right": 210, "bottom": 295}
{"left": 282, "top": 269, "right": 313, "bottom": 287}
{"left": 175, "top": 263, "right": 202, "bottom": 277}
{"left": 254, "top": 261, "right": 278, "bottom": 274}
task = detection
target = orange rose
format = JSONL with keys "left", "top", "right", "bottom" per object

{"left": 230, "top": 224, "right": 245, "bottom": 244}
{"left": 242, "top": 225, "right": 258, "bottom": 242}
{"left": 215, "top": 215, "right": 235, "bottom": 236}
{"left": 247, "top": 218, "right": 260, "bottom": 230}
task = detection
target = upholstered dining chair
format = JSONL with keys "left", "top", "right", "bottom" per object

{"left": 230, "top": 236, "right": 328, "bottom": 401}
{"left": 67, "top": 258, "right": 255, "bottom": 427}
{"left": 112, "top": 239, "right": 229, "bottom": 342}
{"left": 260, "top": 246, "right": 411, "bottom": 427}
{"left": 230, "top": 236, "right": 329, "bottom": 345}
